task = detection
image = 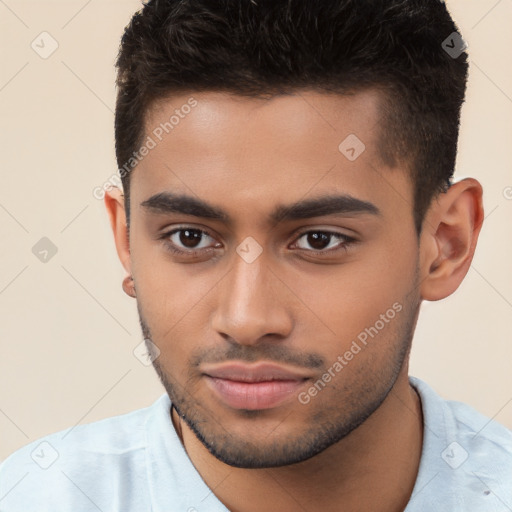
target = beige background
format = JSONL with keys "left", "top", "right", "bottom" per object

{"left": 0, "top": 0, "right": 511, "bottom": 463}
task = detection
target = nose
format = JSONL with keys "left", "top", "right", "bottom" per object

{"left": 211, "top": 252, "right": 293, "bottom": 346}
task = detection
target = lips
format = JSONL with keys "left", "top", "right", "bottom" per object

{"left": 202, "top": 362, "right": 311, "bottom": 382}
{"left": 202, "top": 362, "right": 311, "bottom": 410}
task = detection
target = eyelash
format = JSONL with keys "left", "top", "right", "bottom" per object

{"left": 159, "top": 226, "right": 357, "bottom": 258}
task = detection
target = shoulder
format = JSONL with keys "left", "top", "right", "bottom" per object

{"left": 0, "top": 394, "right": 168, "bottom": 511}
{"left": 409, "top": 376, "right": 512, "bottom": 511}
{"left": 411, "top": 376, "right": 512, "bottom": 452}
{"left": 441, "top": 385, "right": 512, "bottom": 485}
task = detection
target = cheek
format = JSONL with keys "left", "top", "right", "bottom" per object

{"left": 292, "top": 245, "right": 416, "bottom": 358}
{"left": 129, "top": 244, "right": 192, "bottom": 353}
{"left": 130, "top": 230, "right": 212, "bottom": 325}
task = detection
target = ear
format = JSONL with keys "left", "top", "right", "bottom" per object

{"left": 104, "top": 186, "right": 132, "bottom": 276}
{"left": 419, "top": 178, "right": 484, "bottom": 301}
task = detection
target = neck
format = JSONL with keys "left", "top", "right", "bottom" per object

{"left": 171, "top": 371, "right": 423, "bottom": 512}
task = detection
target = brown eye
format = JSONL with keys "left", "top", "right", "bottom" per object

{"left": 176, "top": 229, "right": 206, "bottom": 249}
{"left": 301, "top": 232, "right": 331, "bottom": 250}
{"left": 162, "top": 227, "right": 219, "bottom": 255}
{"left": 293, "top": 230, "right": 355, "bottom": 254}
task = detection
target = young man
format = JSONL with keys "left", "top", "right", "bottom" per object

{"left": 1, "top": 0, "right": 510, "bottom": 511}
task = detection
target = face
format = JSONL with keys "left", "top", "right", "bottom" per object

{"left": 127, "top": 89, "right": 422, "bottom": 468}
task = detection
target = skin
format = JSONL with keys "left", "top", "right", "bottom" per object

{"left": 105, "top": 89, "right": 484, "bottom": 512}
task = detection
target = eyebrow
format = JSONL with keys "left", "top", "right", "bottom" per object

{"left": 140, "top": 192, "right": 381, "bottom": 226}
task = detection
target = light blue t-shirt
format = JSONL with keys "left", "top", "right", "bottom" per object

{"left": 0, "top": 376, "right": 511, "bottom": 511}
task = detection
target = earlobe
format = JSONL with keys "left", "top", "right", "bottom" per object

{"left": 122, "top": 274, "right": 137, "bottom": 298}
{"left": 104, "top": 187, "right": 132, "bottom": 277}
{"left": 419, "top": 178, "right": 484, "bottom": 301}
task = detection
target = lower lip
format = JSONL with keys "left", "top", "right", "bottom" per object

{"left": 205, "top": 376, "right": 307, "bottom": 410}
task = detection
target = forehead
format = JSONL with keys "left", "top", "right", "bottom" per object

{"left": 145, "top": 88, "right": 383, "bottom": 161}
{"left": 131, "top": 89, "right": 412, "bottom": 227}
